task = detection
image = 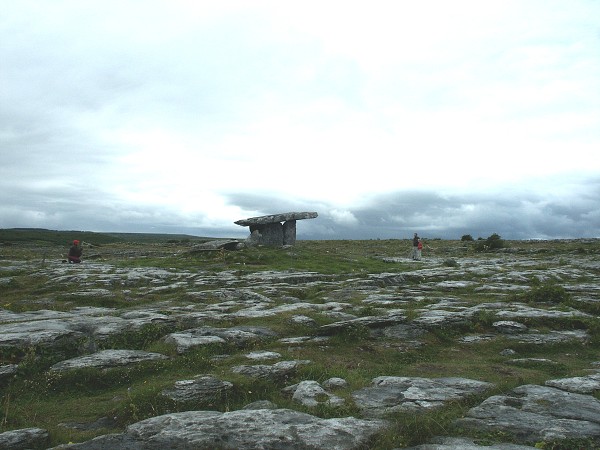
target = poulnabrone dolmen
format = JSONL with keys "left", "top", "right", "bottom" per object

{"left": 235, "top": 211, "right": 318, "bottom": 246}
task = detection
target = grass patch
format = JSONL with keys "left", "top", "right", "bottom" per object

{"left": 519, "top": 280, "right": 572, "bottom": 304}
{"left": 2, "top": 234, "right": 600, "bottom": 448}
{"left": 98, "top": 323, "right": 178, "bottom": 351}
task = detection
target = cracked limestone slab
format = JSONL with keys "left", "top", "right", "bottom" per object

{"left": 49, "top": 408, "right": 387, "bottom": 450}
{"left": 352, "top": 376, "right": 494, "bottom": 417}
{"left": 545, "top": 373, "right": 600, "bottom": 394}
{"left": 404, "top": 436, "right": 537, "bottom": 449}
{"left": 160, "top": 375, "right": 233, "bottom": 404}
{"left": 455, "top": 384, "right": 600, "bottom": 443}
{"left": 50, "top": 349, "right": 168, "bottom": 372}
{"left": 231, "top": 360, "right": 311, "bottom": 380}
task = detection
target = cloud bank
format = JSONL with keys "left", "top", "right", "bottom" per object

{"left": 1, "top": 1, "right": 599, "bottom": 239}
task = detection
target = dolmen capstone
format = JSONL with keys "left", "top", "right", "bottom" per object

{"left": 235, "top": 211, "right": 318, "bottom": 246}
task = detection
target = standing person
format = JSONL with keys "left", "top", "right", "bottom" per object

{"left": 411, "top": 233, "right": 419, "bottom": 260}
{"left": 416, "top": 238, "right": 423, "bottom": 260}
{"left": 67, "top": 239, "right": 83, "bottom": 263}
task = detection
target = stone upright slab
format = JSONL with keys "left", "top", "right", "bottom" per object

{"left": 282, "top": 220, "right": 297, "bottom": 245}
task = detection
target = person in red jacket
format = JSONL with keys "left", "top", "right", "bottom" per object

{"left": 416, "top": 238, "right": 423, "bottom": 260}
{"left": 67, "top": 240, "right": 83, "bottom": 263}
{"left": 411, "top": 233, "right": 419, "bottom": 259}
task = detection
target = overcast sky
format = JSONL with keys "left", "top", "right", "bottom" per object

{"left": 1, "top": 1, "right": 599, "bottom": 240}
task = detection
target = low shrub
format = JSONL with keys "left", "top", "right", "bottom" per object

{"left": 443, "top": 258, "right": 459, "bottom": 267}
{"left": 471, "top": 309, "right": 498, "bottom": 330}
{"left": 99, "top": 323, "right": 176, "bottom": 351}
{"left": 521, "top": 282, "right": 571, "bottom": 305}
{"left": 475, "top": 233, "right": 506, "bottom": 252}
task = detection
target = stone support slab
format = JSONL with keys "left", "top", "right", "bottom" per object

{"left": 283, "top": 220, "right": 297, "bottom": 245}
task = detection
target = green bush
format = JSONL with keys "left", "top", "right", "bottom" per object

{"left": 99, "top": 323, "right": 175, "bottom": 351}
{"left": 475, "top": 233, "right": 506, "bottom": 252}
{"left": 443, "top": 258, "right": 459, "bottom": 267}
{"left": 460, "top": 234, "right": 474, "bottom": 241}
{"left": 521, "top": 281, "right": 571, "bottom": 304}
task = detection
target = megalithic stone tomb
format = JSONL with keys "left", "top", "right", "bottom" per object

{"left": 234, "top": 212, "right": 318, "bottom": 246}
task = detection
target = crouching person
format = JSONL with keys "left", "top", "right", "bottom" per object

{"left": 67, "top": 239, "right": 83, "bottom": 263}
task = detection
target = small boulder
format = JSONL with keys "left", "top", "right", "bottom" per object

{"left": 282, "top": 380, "right": 345, "bottom": 408}
{"left": 323, "top": 377, "right": 348, "bottom": 390}
{"left": 0, "top": 364, "right": 18, "bottom": 385}
{"left": 0, "top": 427, "right": 49, "bottom": 450}
{"left": 161, "top": 375, "right": 233, "bottom": 404}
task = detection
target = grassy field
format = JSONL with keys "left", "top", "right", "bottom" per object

{"left": 0, "top": 231, "right": 599, "bottom": 448}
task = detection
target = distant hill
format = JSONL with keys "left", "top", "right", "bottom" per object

{"left": 103, "top": 232, "right": 214, "bottom": 243}
{"left": 0, "top": 228, "right": 213, "bottom": 246}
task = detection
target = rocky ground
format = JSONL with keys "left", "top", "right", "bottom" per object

{"left": 0, "top": 239, "right": 599, "bottom": 449}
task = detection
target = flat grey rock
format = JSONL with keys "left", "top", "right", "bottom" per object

{"left": 50, "top": 408, "right": 387, "bottom": 450}
{"left": 161, "top": 375, "right": 233, "bottom": 404}
{"left": 545, "top": 373, "right": 600, "bottom": 394}
{"left": 279, "top": 335, "right": 330, "bottom": 345}
{"left": 0, "top": 427, "right": 49, "bottom": 450}
{"left": 461, "top": 330, "right": 589, "bottom": 346}
{"left": 231, "top": 360, "right": 311, "bottom": 380}
{"left": 507, "top": 358, "right": 559, "bottom": 366}
{"left": 352, "top": 376, "right": 494, "bottom": 417}
{"left": 493, "top": 320, "right": 528, "bottom": 334}
{"left": 404, "top": 436, "right": 537, "bottom": 449}
{"left": 191, "top": 240, "right": 243, "bottom": 251}
{"left": 412, "top": 307, "right": 478, "bottom": 328}
{"left": 289, "top": 314, "right": 318, "bottom": 326}
{"left": 0, "top": 308, "right": 175, "bottom": 354}
{"left": 507, "top": 329, "right": 588, "bottom": 344}
{"left": 164, "top": 325, "right": 277, "bottom": 353}
{"left": 0, "top": 364, "right": 18, "bottom": 383}
{"left": 0, "top": 319, "right": 85, "bottom": 350}
{"left": 241, "top": 399, "right": 278, "bottom": 410}
{"left": 164, "top": 332, "right": 226, "bottom": 354}
{"left": 244, "top": 350, "right": 281, "bottom": 360}
{"left": 318, "top": 311, "right": 405, "bottom": 335}
{"left": 494, "top": 305, "right": 590, "bottom": 320}
{"left": 455, "top": 384, "right": 600, "bottom": 443}
{"left": 50, "top": 349, "right": 168, "bottom": 372}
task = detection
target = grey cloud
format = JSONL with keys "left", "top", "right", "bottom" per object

{"left": 224, "top": 193, "right": 318, "bottom": 215}
{"left": 2, "top": 168, "right": 598, "bottom": 241}
{"left": 2, "top": 3, "right": 598, "bottom": 241}
{"left": 227, "top": 178, "right": 600, "bottom": 241}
